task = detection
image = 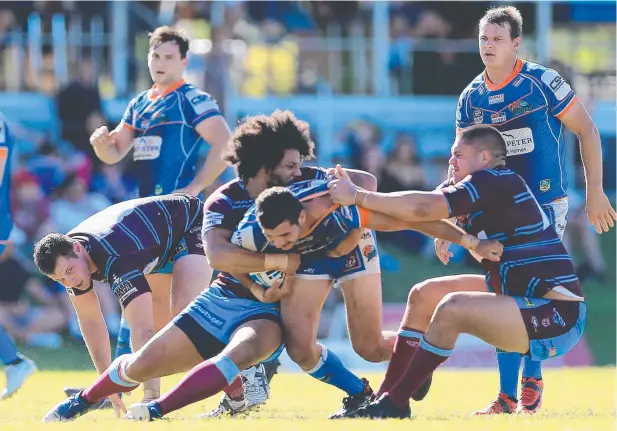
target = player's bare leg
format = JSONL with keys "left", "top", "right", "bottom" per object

{"left": 43, "top": 320, "right": 204, "bottom": 422}
{"left": 377, "top": 275, "right": 488, "bottom": 402}
{"left": 340, "top": 273, "right": 395, "bottom": 363}
{"left": 352, "top": 292, "right": 530, "bottom": 419}
{"left": 281, "top": 277, "right": 373, "bottom": 418}
{"left": 170, "top": 255, "right": 212, "bottom": 315}
{"left": 126, "top": 319, "right": 283, "bottom": 421}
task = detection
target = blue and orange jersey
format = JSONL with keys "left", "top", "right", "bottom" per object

{"left": 456, "top": 58, "right": 578, "bottom": 204}
{"left": 441, "top": 166, "right": 581, "bottom": 299}
{"left": 0, "top": 112, "right": 13, "bottom": 240}
{"left": 231, "top": 180, "right": 363, "bottom": 256}
{"left": 121, "top": 80, "right": 222, "bottom": 197}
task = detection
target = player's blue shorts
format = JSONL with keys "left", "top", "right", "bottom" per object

{"left": 173, "top": 285, "right": 283, "bottom": 363}
{"left": 296, "top": 229, "right": 381, "bottom": 286}
{"left": 542, "top": 198, "right": 568, "bottom": 240}
{"left": 151, "top": 238, "right": 191, "bottom": 274}
{"left": 513, "top": 296, "right": 586, "bottom": 361}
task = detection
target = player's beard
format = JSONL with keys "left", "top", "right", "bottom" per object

{"left": 266, "top": 172, "right": 289, "bottom": 188}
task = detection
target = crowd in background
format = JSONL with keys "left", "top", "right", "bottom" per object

{"left": 0, "top": 1, "right": 613, "bottom": 348}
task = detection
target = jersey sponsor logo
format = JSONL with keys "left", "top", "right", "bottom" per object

{"left": 143, "top": 257, "right": 160, "bottom": 275}
{"left": 114, "top": 278, "right": 138, "bottom": 303}
{"left": 186, "top": 89, "right": 216, "bottom": 115}
{"left": 541, "top": 69, "right": 572, "bottom": 101}
{"left": 133, "top": 136, "right": 162, "bottom": 161}
{"left": 531, "top": 316, "right": 539, "bottom": 332}
{"left": 540, "top": 179, "right": 551, "bottom": 192}
{"left": 501, "top": 127, "right": 534, "bottom": 156}
{"left": 193, "top": 302, "right": 226, "bottom": 328}
{"left": 552, "top": 308, "right": 566, "bottom": 327}
{"left": 477, "top": 85, "right": 486, "bottom": 95}
{"left": 508, "top": 100, "right": 533, "bottom": 116}
{"left": 491, "top": 112, "right": 507, "bottom": 124}
{"left": 203, "top": 210, "right": 224, "bottom": 228}
{"left": 488, "top": 94, "right": 504, "bottom": 105}
{"left": 513, "top": 76, "right": 524, "bottom": 87}
{"left": 362, "top": 244, "right": 377, "bottom": 262}
{"left": 473, "top": 109, "right": 483, "bottom": 124}
{"left": 541, "top": 317, "right": 551, "bottom": 327}
{"left": 361, "top": 231, "right": 372, "bottom": 240}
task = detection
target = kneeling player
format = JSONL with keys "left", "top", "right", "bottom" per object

{"left": 328, "top": 125, "right": 587, "bottom": 418}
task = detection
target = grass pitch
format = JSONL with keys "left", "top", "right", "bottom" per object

{"left": 0, "top": 367, "right": 614, "bottom": 431}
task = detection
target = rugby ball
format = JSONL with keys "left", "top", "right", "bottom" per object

{"left": 249, "top": 270, "right": 285, "bottom": 289}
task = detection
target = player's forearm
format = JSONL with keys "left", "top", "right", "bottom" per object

{"left": 79, "top": 317, "right": 112, "bottom": 374}
{"left": 206, "top": 242, "right": 286, "bottom": 273}
{"left": 358, "top": 190, "right": 446, "bottom": 222}
{"left": 408, "top": 219, "right": 473, "bottom": 248}
{"left": 189, "top": 143, "right": 228, "bottom": 193}
{"left": 92, "top": 143, "right": 123, "bottom": 165}
{"left": 578, "top": 126, "right": 604, "bottom": 190}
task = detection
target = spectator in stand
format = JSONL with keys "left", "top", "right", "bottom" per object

{"left": 55, "top": 57, "right": 107, "bottom": 170}
{"left": 0, "top": 228, "right": 66, "bottom": 348}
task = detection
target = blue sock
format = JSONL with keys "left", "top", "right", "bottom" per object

{"left": 114, "top": 318, "right": 132, "bottom": 359}
{"left": 496, "top": 349, "right": 521, "bottom": 399}
{"left": 306, "top": 344, "right": 365, "bottom": 396}
{"left": 522, "top": 357, "right": 542, "bottom": 380}
{"left": 0, "top": 326, "right": 21, "bottom": 366}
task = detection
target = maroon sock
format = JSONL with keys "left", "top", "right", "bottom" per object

{"left": 82, "top": 356, "right": 139, "bottom": 404}
{"left": 223, "top": 376, "right": 244, "bottom": 400}
{"left": 158, "top": 359, "right": 239, "bottom": 415}
{"left": 377, "top": 328, "right": 424, "bottom": 397}
{"left": 386, "top": 338, "right": 452, "bottom": 409}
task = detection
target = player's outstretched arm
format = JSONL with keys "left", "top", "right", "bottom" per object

{"left": 68, "top": 287, "right": 112, "bottom": 374}
{"left": 204, "top": 228, "right": 301, "bottom": 274}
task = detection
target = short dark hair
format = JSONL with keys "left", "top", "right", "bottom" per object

{"left": 33, "top": 233, "right": 77, "bottom": 275}
{"left": 480, "top": 6, "right": 523, "bottom": 39}
{"left": 223, "top": 110, "right": 316, "bottom": 182}
{"left": 255, "top": 187, "right": 303, "bottom": 230}
{"left": 149, "top": 25, "right": 190, "bottom": 58}
{"left": 459, "top": 125, "right": 507, "bottom": 165}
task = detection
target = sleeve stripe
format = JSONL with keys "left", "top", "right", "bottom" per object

{"left": 555, "top": 95, "right": 578, "bottom": 119}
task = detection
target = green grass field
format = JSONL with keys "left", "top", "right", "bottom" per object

{"left": 1, "top": 368, "right": 615, "bottom": 431}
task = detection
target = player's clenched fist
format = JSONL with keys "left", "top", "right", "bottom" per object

{"left": 89, "top": 126, "right": 116, "bottom": 148}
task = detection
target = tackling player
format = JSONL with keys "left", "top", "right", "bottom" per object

{"left": 0, "top": 112, "right": 37, "bottom": 400}
{"left": 79, "top": 25, "right": 231, "bottom": 402}
{"left": 328, "top": 125, "right": 587, "bottom": 419}
{"left": 33, "top": 193, "right": 211, "bottom": 417}
{"left": 453, "top": 6, "right": 615, "bottom": 414}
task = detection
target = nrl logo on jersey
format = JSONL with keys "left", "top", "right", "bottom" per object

{"left": 508, "top": 100, "right": 533, "bottom": 116}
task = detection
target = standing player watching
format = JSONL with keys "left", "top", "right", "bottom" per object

{"left": 0, "top": 112, "right": 37, "bottom": 400}
{"left": 68, "top": 25, "right": 231, "bottom": 403}
{"left": 452, "top": 6, "right": 616, "bottom": 414}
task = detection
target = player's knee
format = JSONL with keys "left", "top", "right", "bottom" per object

{"left": 125, "top": 346, "right": 162, "bottom": 382}
{"left": 432, "top": 292, "right": 467, "bottom": 324}
{"left": 408, "top": 280, "right": 433, "bottom": 307}
{"left": 286, "top": 341, "right": 319, "bottom": 369}
{"left": 351, "top": 340, "right": 385, "bottom": 363}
